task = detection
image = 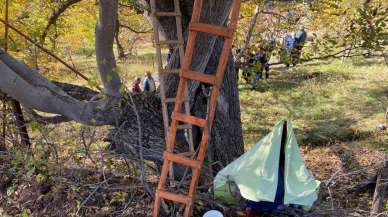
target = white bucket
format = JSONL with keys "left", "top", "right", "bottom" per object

{"left": 203, "top": 210, "right": 224, "bottom": 217}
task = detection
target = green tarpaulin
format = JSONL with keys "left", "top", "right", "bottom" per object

{"left": 213, "top": 120, "right": 320, "bottom": 207}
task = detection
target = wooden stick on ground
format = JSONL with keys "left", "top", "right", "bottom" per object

{"left": 370, "top": 158, "right": 388, "bottom": 217}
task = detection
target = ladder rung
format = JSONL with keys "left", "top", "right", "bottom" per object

{"left": 181, "top": 70, "right": 216, "bottom": 85}
{"left": 156, "top": 189, "right": 191, "bottom": 205}
{"left": 165, "top": 98, "right": 189, "bottom": 103}
{"left": 177, "top": 151, "right": 196, "bottom": 157}
{"left": 165, "top": 98, "right": 176, "bottom": 103}
{"left": 157, "top": 40, "right": 184, "bottom": 45}
{"left": 189, "top": 23, "right": 233, "bottom": 38}
{"left": 172, "top": 112, "right": 207, "bottom": 128}
{"left": 154, "top": 12, "right": 181, "bottom": 17}
{"left": 164, "top": 151, "right": 201, "bottom": 169}
{"left": 177, "top": 124, "right": 192, "bottom": 130}
{"left": 160, "top": 68, "right": 180, "bottom": 74}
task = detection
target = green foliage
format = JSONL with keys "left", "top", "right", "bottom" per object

{"left": 9, "top": 147, "right": 51, "bottom": 180}
{"left": 20, "top": 210, "right": 30, "bottom": 217}
{"left": 238, "top": 0, "right": 388, "bottom": 62}
{"left": 349, "top": 1, "right": 388, "bottom": 50}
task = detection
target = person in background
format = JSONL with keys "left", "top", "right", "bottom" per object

{"left": 281, "top": 32, "right": 295, "bottom": 67}
{"left": 166, "top": 47, "right": 174, "bottom": 64}
{"left": 292, "top": 26, "right": 307, "bottom": 66}
{"left": 131, "top": 77, "right": 142, "bottom": 94}
{"left": 232, "top": 46, "right": 241, "bottom": 79}
{"left": 143, "top": 71, "right": 156, "bottom": 92}
{"left": 254, "top": 47, "right": 270, "bottom": 80}
{"left": 257, "top": 38, "right": 276, "bottom": 79}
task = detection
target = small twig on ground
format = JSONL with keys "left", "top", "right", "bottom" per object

{"left": 76, "top": 179, "right": 110, "bottom": 215}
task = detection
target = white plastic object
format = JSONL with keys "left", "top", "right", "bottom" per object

{"left": 203, "top": 210, "right": 224, "bottom": 217}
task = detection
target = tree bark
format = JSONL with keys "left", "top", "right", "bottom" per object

{"left": 96, "top": 0, "right": 121, "bottom": 97}
{"left": 370, "top": 159, "right": 388, "bottom": 217}
{"left": 115, "top": 20, "right": 126, "bottom": 59}
{"left": 10, "top": 99, "right": 30, "bottom": 147}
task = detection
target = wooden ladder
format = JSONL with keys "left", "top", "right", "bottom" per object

{"left": 150, "top": 0, "right": 195, "bottom": 172}
{"left": 152, "top": 0, "right": 242, "bottom": 216}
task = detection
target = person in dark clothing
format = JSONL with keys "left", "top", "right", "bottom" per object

{"left": 253, "top": 52, "right": 270, "bottom": 80}
{"left": 292, "top": 27, "right": 307, "bottom": 66}
{"left": 243, "top": 48, "right": 261, "bottom": 89}
{"left": 258, "top": 38, "right": 276, "bottom": 78}
{"left": 241, "top": 41, "right": 274, "bottom": 89}
{"left": 166, "top": 47, "right": 174, "bottom": 64}
{"left": 233, "top": 47, "right": 242, "bottom": 80}
{"left": 131, "top": 77, "right": 142, "bottom": 94}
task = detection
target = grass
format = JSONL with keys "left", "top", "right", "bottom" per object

{"left": 239, "top": 57, "right": 388, "bottom": 151}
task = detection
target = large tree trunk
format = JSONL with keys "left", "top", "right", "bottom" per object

{"left": 150, "top": 0, "right": 245, "bottom": 171}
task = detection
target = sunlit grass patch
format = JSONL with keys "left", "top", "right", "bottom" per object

{"left": 240, "top": 57, "right": 388, "bottom": 150}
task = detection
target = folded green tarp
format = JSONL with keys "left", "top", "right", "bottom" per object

{"left": 213, "top": 120, "right": 320, "bottom": 207}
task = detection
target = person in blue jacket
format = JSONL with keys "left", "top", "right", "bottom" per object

{"left": 143, "top": 71, "right": 156, "bottom": 92}
{"left": 281, "top": 33, "right": 295, "bottom": 67}
{"left": 166, "top": 47, "right": 174, "bottom": 64}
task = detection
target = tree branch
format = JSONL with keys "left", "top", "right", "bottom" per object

{"left": 119, "top": 23, "right": 152, "bottom": 34}
{"left": 236, "top": 5, "right": 260, "bottom": 61}
{"left": 269, "top": 47, "right": 354, "bottom": 66}
{"left": 0, "top": 49, "right": 120, "bottom": 126}
{"left": 24, "top": 107, "right": 71, "bottom": 125}
{"left": 40, "top": 0, "right": 83, "bottom": 44}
